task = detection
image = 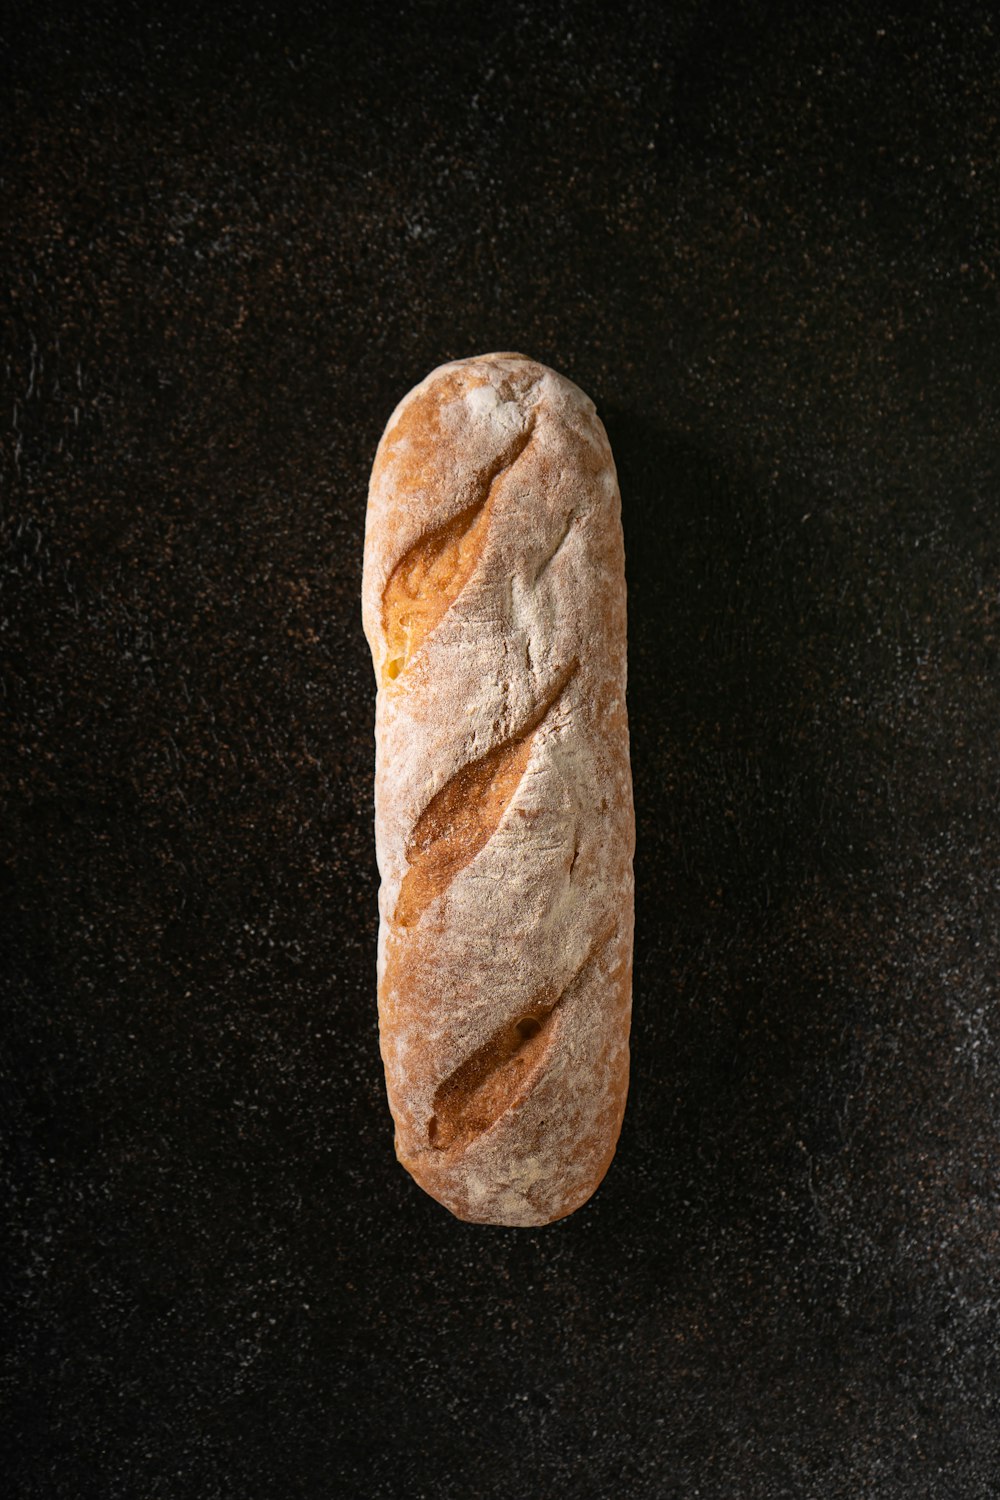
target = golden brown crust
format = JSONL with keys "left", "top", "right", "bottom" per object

{"left": 363, "top": 353, "right": 634, "bottom": 1226}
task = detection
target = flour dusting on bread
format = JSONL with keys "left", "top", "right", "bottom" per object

{"left": 363, "top": 353, "right": 634, "bottom": 1226}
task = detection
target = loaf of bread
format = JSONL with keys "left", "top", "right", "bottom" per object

{"left": 362, "top": 352, "right": 634, "bottom": 1226}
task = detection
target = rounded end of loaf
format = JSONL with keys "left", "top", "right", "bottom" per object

{"left": 394, "top": 1099, "right": 627, "bottom": 1228}
{"left": 382, "top": 931, "right": 633, "bottom": 1229}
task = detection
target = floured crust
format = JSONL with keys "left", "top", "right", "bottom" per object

{"left": 362, "top": 352, "right": 634, "bottom": 1226}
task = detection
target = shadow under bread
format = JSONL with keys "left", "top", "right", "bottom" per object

{"left": 604, "top": 408, "right": 866, "bottom": 1291}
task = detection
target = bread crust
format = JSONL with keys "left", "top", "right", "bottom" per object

{"left": 363, "top": 353, "right": 634, "bottom": 1226}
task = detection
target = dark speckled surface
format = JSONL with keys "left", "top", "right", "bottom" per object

{"left": 5, "top": 2, "right": 1000, "bottom": 1496}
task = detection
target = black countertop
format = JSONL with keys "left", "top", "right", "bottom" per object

{"left": 5, "top": 3, "right": 1000, "bottom": 1496}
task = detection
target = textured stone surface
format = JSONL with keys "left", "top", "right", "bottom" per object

{"left": 4, "top": 2, "right": 1000, "bottom": 1496}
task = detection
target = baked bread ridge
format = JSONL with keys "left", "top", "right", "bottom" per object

{"left": 363, "top": 352, "right": 634, "bottom": 1227}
